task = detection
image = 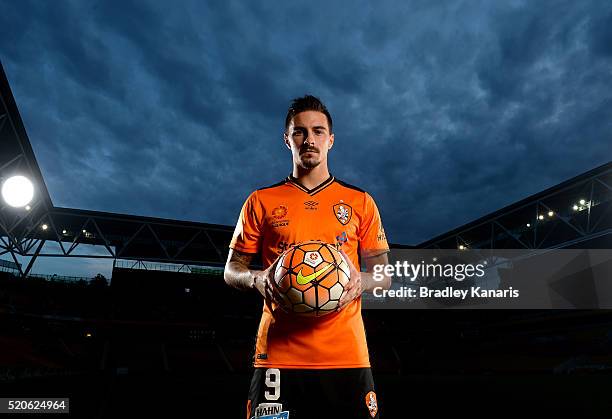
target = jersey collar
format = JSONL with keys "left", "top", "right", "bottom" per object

{"left": 286, "top": 174, "right": 335, "bottom": 196}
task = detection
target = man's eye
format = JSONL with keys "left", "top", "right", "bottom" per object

{"left": 293, "top": 131, "right": 303, "bottom": 136}
{"left": 314, "top": 130, "right": 323, "bottom": 135}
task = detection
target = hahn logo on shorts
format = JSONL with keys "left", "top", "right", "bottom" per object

{"left": 251, "top": 402, "right": 289, "bottom": 419}
{"left": 365, "top": 391, "right": 378, "bottom": 418}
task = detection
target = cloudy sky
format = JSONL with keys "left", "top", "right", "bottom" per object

{"left": 1, "top": 0, "right": 611, "bottom": 276}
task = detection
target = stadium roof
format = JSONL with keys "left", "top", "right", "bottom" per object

{"left": 418, "top": 161, "right": 612, "bottom": 249}
{"left": 0, "top": 63, "right": 53, "bottom": 210}
{"left": 0, "top": 61, "right": 234, "bottom": 276}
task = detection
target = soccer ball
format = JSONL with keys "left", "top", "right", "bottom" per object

{"left": 274, "top": 241, "right": 350, "bottom": 316}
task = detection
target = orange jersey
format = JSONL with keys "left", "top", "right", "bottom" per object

{"left": 229, "top": 175, "right": 389, "bottom": 369}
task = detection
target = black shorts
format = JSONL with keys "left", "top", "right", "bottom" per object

{"left": 246, "top": 367, "right": 380, "bottom": 419}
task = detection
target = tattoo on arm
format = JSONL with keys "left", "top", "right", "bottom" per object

{"left": 224, "top": 249, "right": 257, "bottom": 290}
{"left": 229, "top": 249, "right": 254, "bottom": 267}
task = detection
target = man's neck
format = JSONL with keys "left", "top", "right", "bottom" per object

{"left": 291, "top": 165, "right": 331, "bottom": 190}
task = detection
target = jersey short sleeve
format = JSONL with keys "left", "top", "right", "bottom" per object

{"left": 359, "top": 192, "right": 390, "bottom": 258}
{"left": 229, "top": 191, "right": 263, "bottom": 254}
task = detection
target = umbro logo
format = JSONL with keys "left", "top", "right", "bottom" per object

{"left": 304, "top": 200, "right": 319, "bottom": 210}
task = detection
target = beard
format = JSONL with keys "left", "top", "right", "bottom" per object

{"left": 298, "top": 150, "right": 321, "bottom": 169}
{"left": 299, "top": 156, "right": 321, "bottom": 169}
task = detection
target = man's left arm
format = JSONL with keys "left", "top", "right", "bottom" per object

{"left": 362, "top": 252, "right": 392, "bottom": 292}
{"left": 337, "top": 250, "right": 392, "bottom": 311}
{"left": 337, "top": 192, "right": 391, "bottom": 310}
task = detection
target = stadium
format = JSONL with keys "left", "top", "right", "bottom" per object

{"left": 1, "top": 52, "right": 611, "bottom": 419}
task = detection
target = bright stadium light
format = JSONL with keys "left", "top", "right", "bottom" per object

{"left": 41, "top": 224, "right": 48, "bottom": 230}
{"left": 1, "top": 175, "right": 34, "bottom": 207}
{"left": 25, "top": 205, "right": 31, "bottom": 211}
{"left": 579, "top": 199, "right": 586, "bottom": 206}
{"left": 548, "top": 211, "right": 554, "bottom": 217}
{"left": 573, "top": 204, "right": 579, "bottom": 211}
{"left": 538, "top": 215, "right": 544, "bottom": 220}
{"left": 458, "top": 244, "right": 465, "bottom": 250}
{"left": 526, "top": 223, "right": 531, "bottom": 227}
{"left": 62, "top": 229, "right": 67, "bottom": 234}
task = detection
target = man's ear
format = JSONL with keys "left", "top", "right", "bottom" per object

{"left": 329, "top": 133, "right": 334, "bottom": 149}
{"left": 284, "top": 133, "right": 291, "bottom": 150}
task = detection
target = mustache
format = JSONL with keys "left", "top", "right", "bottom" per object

{"left": 300, "top": 147, "right": 319, "bottom": 154}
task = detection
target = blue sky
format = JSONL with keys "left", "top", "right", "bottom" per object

{"left": 1, "top": 0, "right": 611, "bottom": 277}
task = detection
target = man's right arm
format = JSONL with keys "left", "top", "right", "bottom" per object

{"left": 224, "top": 248, "right": 259, "bottom": 291}
{"left": 224, "top": 249, "right": 285, "bottom": 310}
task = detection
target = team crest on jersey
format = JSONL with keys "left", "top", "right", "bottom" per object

{"left": 365, "top": 391, "right": 378, "bottom": 418}
{"left": 251, "top": 402, "right": 289, "bottom": 419}
{"left": 333, "top": 202, "right": 352, "bottom": 225}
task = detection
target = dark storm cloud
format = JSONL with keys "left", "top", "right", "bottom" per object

{"left": 1, "top": 0, "right": 611, "bottom": 253}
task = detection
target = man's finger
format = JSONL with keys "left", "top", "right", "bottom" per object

{"left": 265, "top": 277, "right": 288, "bottom": 311}
{"left": 271, "top": 252, "right": 283, "bottom": 269}
{"left": 266, "top": 281, "right": 279, "bottom": 301}
{"left": 338, "top": 288, "right": 353, "bottom": 307}
{"left": 276, "top": 295, "right": 290, "bottom": 313}
{"left": 269, "top": 274, "right": 282, "bottom": 291}
{"left": 337, "top": 293, "right": 351, "bottom": 311}
{"left": 339, "top": 248, "right": 357, "bottom": 272}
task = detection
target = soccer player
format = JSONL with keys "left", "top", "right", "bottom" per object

{"left": 224, "top": 95, "right": 391, "bottom": 419}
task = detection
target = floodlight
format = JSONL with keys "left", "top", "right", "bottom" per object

{"left": 1, "top": 175, "right": 34, "bottom": 207}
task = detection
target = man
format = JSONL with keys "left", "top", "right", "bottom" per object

{"left": 224, "top": 95, "right": 391, "bottom": 418}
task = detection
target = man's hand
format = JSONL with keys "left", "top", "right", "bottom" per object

{"left": 252, "top": 254, "right": 289, "bottom": 313}
{"left": 337, "top": 249, "right": 362, "bottom": 311}
{"left": 336, "top": 249, "right": 392, "bottom": 312}
{"left": 224, "top": 249, "right": 289, "bottom": 313}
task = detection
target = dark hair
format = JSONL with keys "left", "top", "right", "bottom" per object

{"left": 285, "top": 95, "right": 333, "bottom": 133}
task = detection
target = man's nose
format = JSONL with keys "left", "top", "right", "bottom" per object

{"left": 304, "top": 130, "right": 315, "bottom": 145}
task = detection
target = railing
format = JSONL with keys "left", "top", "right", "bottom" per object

{"left": 0, "top": 266, "right": 105, "bottom": 284}
{"left": 113, "top": 259, "right": 223, "bottom": 276}
{"left": 28, "top": 273, "right": 102, "bottom": 284}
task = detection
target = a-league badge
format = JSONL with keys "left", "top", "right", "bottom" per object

{"left": 333, "top": 202, "right": 352, "bottom": 225}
